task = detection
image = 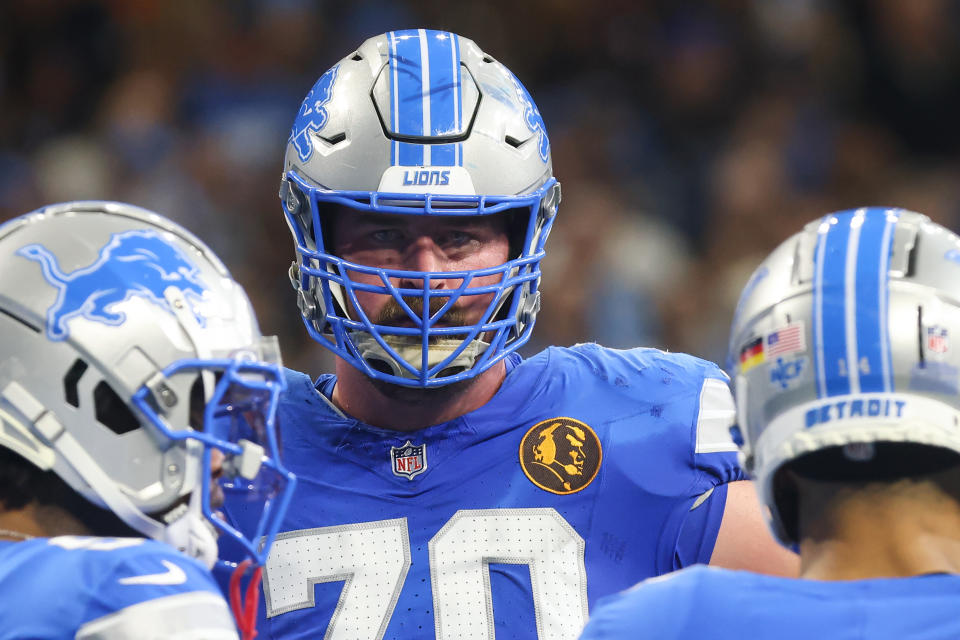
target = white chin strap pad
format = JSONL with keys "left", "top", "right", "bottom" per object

{"left": 353, "top": 333, "right": 488, "bottom": 380}
{"left": 161, "top": 492, "right": 219, "bottom": 570}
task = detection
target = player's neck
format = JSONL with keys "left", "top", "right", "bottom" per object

{"left": 0, "top": 502, "right": 94, "bottom": 540}
{"left": 797, "top": 477, "right": 960, "bottom": 580}
{"left": 331, "top": 359, "right": 507, "bottom": 431}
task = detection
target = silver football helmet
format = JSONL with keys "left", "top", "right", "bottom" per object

{"left": 281, "top": 29, "right": 561, "bottom": 387}
{"left": 729, "top": 207, "right": 960, "bottom": 546}
{"left": 0, "top": 201, "right": 295, "bottom": 569}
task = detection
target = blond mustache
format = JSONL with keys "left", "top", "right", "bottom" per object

{"left": 375, "top": 296, "right": 470, "bottom": 327}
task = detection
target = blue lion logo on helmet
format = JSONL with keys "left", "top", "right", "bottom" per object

{"left": 290, "top": 65, "right": 340, "bottom": 163}
{"left": 18, "top": 230, "right": 209, "bottom": 341}
{"left": 506, "top": 70, "right": 550, "bottom": 164}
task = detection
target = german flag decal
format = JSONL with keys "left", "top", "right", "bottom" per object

{"left": 739, "top": 336, "right": 765, "bottom": 373}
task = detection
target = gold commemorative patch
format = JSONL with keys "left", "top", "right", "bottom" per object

{"left": 519, "top": 417, "right": 602, "bottom": 495}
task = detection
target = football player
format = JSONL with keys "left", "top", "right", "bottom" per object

{"left": 0, "top": 201, "right": 296, "bottom": 639}
{"left": 579, "top": 207, "right": 960, "bottom": 639}
{"left": 220, "top": 30, "right": 795, "bottom": 639}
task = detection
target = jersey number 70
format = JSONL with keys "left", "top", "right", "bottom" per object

{"left": 262, "top": 507, "right": 588, "bottom": 639}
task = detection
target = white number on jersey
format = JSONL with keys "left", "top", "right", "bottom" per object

{"left": 262, "top": 518, "right": 411, "bottom": 639}
{"left": 263, "top": 508, "right": 588, "bottom": 640}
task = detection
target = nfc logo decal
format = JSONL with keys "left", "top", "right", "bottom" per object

{"left": 769, "top": 357, "right": 807, "bottom": 390}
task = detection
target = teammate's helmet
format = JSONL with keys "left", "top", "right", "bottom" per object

{"left": 729, "top": 207, "right": 960, "bottom": 546}
{"left": 281, "top": 29, "right": 561, "bottom": 387}
{"left": 0, "top": 201, "right": 296, "bottom": 569}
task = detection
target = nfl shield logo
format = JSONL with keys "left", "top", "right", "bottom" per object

{"left": 391, "top": 440, "right": 427, "bottom": 480}
{"left": 928, "top": 326, "right": 949, "bottom": 355}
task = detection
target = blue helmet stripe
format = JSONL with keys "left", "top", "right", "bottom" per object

{"left": 854, "top": 209, "right": 899, "bottom": 393}
{"left": 388, "top": 29, "right": 425, "bottom": 165}
{"left": 813, "top": 209, "right": 900, "bottom": 398}
{"left": 425, "top": 30, "right": 460, "bottom": 166}
{"left": 815, "top": 214, "right": 853, "bottom": 397}
{"left": 453, "top": 33, "right": 463, "bottom": 166}
{"left": 416, "top": 28, "right": 432, "bottom": 165}
{"left": 387, "top": 29, "right": 465, "bottom": 168}
{"left": 388, "top": 31, "right": 399, "bottom": 165}
{"left": 878, "top": 212, "right": 897, "bottom": 391}
{"left": 812, "top": 220, "right": 828, "bottom": 398}
{"left": 842, "top": 211, "right": 864, "bottom": 395}
{"left": 431, "top": 143, "right": 457, "bottom": 165}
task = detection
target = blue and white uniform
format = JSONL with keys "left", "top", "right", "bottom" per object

{"left": 0, "top": 536, "right": 237, "bottom": 639}
{"left": 222, "top": 344, "right": 744, "bottom": 639}
{"left": 579, "top": 565, "right": 960, "bottom": 639}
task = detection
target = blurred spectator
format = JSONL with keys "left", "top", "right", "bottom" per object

{"left": 4, "top": 0, "right": 960, "bottom": 373}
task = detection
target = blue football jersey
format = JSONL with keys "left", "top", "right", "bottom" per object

{"left": 0, "top": 536, "right": 237, "bottom": 639}
{"left": 579, "top": 564, "right": 960, "bottom": 639}
{"left": 221, "top": 344, "right": 744, "bottom": 639}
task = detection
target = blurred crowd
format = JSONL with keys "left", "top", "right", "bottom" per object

{"left": 3, "top": 0, "right": 960, "bottom": 374}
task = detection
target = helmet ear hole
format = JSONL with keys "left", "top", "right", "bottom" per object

{"left": 187, "top": 372, "right": 226, "bottom": 430}
{"left": 93, "top": 381, "right": 140, "bottom": 435}
{"left": 188, "top": 375, "right": 206, "bottom": 430}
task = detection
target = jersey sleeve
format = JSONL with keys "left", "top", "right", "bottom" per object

{"left": 579, "top": 569, "right": 704, "bottom": 640}
{"left": 566, "top": 345, "right": 747, "bottom": 574}
{"left": 672, "top": 369, "right": 746, "bottom": 568}
{"left": 75, "top": 591, "right": 238, "bottom": 640}
{"left": 76, "top": 540, "right": 238, "bottom": 639}
{"left": 692, "top": 373, "right": 743, "bottom": 484}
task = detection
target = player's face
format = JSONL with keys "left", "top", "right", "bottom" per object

{"left": 330, "top": 209, "right": 510, "bottom": 328}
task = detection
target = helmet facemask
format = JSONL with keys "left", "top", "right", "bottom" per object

{"left": 131, "top": 339, "right": 294, "bottom": 569}
{"left": 284, "top": 173, "right": 559, "bottom": 387}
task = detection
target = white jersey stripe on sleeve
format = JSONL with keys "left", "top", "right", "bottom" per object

{"left": 695, "top": 377, "right": 739, "bottom": 454}
{"left": 75, "top": 591, "right": 238, "bottom": 640}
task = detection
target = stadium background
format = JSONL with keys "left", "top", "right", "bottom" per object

{"left": 2, "top": 0, "right": 958, "bottom": 374}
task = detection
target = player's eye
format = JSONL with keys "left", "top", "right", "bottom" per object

{"left": 441, "top": 230, "right": 473, "bottom": 248}
{"left": 370, "top": 228, "right": 404, "bottom": 244}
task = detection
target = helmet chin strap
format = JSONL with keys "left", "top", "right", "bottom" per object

{"left": 163, "top": 287, "right": 221, "bottom": 568}
{"left": 352, "top": 333, "right": 489, "bottom": 380}
{"left": 160, "top": 495, "right": 219, "bottom": 569}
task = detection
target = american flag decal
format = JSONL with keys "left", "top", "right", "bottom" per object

{"left": 766, "top": 322, "right": 806, "bottom": 357}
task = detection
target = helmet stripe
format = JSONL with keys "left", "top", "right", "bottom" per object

{"left": 388, "top": 30, "right": 399, "bottom": 165}
{"left": 842, "top": 210, "right": 864, "bottom": 395}
{"left": 453, "top": 33, "right": 463, "bottom": 166}
{"left": 878, "top": 212, "right": 897, "bottom": 392}
{"left": 813, "top": 209, "right": 900, "bottom": 398}
{"left": 855, "top": 209, "right": 899, "bottom": 393}
{"left": 425, "top": 30, "right": 460, "bottom": 166}
{"left": 812, "top": 223, "right": 828, "bottom": 397}
{"left": 417, "top": 29, "right": 432, "bottom": 165}
{"left": 387, "top": 29, "right": 464, "bottom": 168}
{"left": 388, "top": 29, "right": 425, "bottom": 165}
{"left": 815, "top": 214, "right": 853, "bottom": 397}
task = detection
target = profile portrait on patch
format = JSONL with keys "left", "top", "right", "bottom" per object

{"left": 519, "top": 417, "right": 601, "bottom": 494}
